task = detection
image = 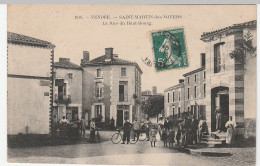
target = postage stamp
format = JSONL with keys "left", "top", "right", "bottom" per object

{"left": 151, "top": 28, "right": 189, "bottom": 72}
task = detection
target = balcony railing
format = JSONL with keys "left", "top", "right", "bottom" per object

{"left": 54, "top": 94, "right": 71, "bottom": 105}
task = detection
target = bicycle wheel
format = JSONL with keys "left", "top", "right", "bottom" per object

{"left": 111, "top": 133, "right": 122, "bottom": 144}
{"left": 138, "top": 132, "right": 147, "bottom": 141}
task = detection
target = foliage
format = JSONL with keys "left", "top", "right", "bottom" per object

{"left": 229, "top": 31, "right": 256, "bottom": 65}
{"left": 141, "top": 95, "right": 164, "bottom": 117}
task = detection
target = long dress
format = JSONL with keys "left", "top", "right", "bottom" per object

{"left": 225, "top": 120, "right": 237, "bottom": 144}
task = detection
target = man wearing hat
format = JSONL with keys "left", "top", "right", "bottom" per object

{"left": 122, "top": 120, "right": 132, "bottom": 144}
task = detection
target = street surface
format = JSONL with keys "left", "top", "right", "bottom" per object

{"left": 8, "top": 131, "right": 255, "bottom": 165}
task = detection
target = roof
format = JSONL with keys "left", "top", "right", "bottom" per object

{"left": 81, "top": 55, "right": 143, "bottom": 74}
{"left": 164, "top": 82, "right": 184, "bottom": 92}
{"left": 54, "top": 60, "right": 82, "bottom": 70}
{"left": 183, "top": 66, "right": 205, "bottom": 77}
{"left": 201, "top": 20, "right": 256, "bottom": 42}
{"left": 7, "top": 32, "right": 55, "bottom": 48}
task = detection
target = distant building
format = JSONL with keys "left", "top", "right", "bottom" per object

{"left": 164, "top": 20, "right": 257, "bottom": 134}
{"left": 81, "top": 48, "right": 143, "bottom": 127}
{"left": 142, "top": 90, "right": 152, "bottom": 96}
{"left": 53, "top": 58, "right": 83, "bottom": 122}
{"left": 152, "top": 86, "right": 157, "bottom": 95}
{"left": 7, "top": 32, "right": 55, "bottom": 135}
{"left": 164, "top": 80, "right": 185, "bottom": 120}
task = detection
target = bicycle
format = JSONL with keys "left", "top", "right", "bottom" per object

{"left": 111, "top": 128, "right": 138, "bottom": 144}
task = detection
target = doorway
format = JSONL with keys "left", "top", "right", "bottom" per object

{"left": 211, "top": 87, "right": 229, "bottom": 132}
{"left": 117, "top": 110, "right": 123, "bottom": 127}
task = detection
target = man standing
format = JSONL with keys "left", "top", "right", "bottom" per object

{"left": 191, "top": 115, "right": 199, "bottom": 144}
{"left": 90, "top": 118, "right": 96, "bottom": 142}
{"left": 145, "top": 117, "right": 152, "bottom": 141}
{"left": 158, "top": 117, "right": 164, "bottom": 140}
{"left": 80, "top": 115, "right": 87, "bottom": 139}
{"left": 122, "top": 120, "right": 132, "bottom": 144}
{"left": 132, "top": 118, "right": 140, "bottom": 141}
{"left": 110, "top": 117, "right": 115, "bottom": 130}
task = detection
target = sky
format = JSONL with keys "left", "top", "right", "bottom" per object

{"left": 7, "top": 5, "right": 256, "bottom": 93}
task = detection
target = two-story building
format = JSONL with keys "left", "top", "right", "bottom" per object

{"left": 81, "top": 48, "right": 143, "bottom": 127}
{"left": 7, "top": 32, "right": 55, "bottom": 135}
{"left": 183, "top": 53, "right": 206, "bottom": 120}
{"left": 201, "top": 20, "right": 256, "bottom": 134}
{"left": 53, "top": 58, "right": 83, "bottom": 122}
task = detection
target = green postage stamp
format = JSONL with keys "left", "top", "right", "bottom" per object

{"left": 151, "top": 28, "right": 189, "bottom": 72}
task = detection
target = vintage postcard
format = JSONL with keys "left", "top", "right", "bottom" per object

{"left": 7, "top": 5, "right": 257, "bottom": 165}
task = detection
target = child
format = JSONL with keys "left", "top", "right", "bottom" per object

{"left": 161, "top": 127, "right": 168, "bottom": 147}
{"left": 168, "top": 127, "right": 175, "bottom": 148}
{"left": 149, "top": 125, "right": 157, "bottom": 147}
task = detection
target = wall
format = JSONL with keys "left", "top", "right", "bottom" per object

{"left": 8, "top": 44, "right": 51, "bottom": 77}
{"left": 7, "top": 44, "right": 52, "bottom": 135}
{"left": 243, "top": 27, "right": 257, "bottom": 119}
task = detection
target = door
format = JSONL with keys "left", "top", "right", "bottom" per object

{"left": 117, "top": 110, "right": 123, "bottom": 127}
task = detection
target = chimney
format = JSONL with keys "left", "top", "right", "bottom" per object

{"left": 201, "top": 53, "right": 205, "bottom": 67}
{"left": 105, "top": 48, "right": 113, "bottom": 59}
{"left": 59, "top": 58, "right": 70, "bottom": 62}
{"left": 83, "top": 51, "right": 89, "bottom": 61}
{"left": 152, "top": 86, "right": 157, "bottom": 95}
{"left": 179, "top": 79, "right": 184, "bottom": 83}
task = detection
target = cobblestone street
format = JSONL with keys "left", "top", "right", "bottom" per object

{"left": 8, "top": 131, "right": 256, "bottom": 165}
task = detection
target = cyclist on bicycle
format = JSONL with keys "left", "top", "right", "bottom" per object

{"left": 121, "top": 120, "right": 132, "bottom": 144}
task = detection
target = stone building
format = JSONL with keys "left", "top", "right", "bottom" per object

{"left": 164, "top": 20, "right": 256, "bottom": 134}
{"left": 81, "top": 48, "right": 143, "bottom": 127}
{"left": 7, "top": 32, "right": 55, "bottom": 135}
{"left": 53, "top": 58, "right": 83, "bottom": 122}
{"left": 201, "top": 20, "right": 256, "bottom": 134}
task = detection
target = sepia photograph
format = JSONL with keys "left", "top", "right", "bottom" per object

{"left": 6, "top": 5, "right": 257, "bottom": 165}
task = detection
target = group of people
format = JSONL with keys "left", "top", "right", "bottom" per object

{"left": 52, "top": 115, "right": 88, "bottom": 139}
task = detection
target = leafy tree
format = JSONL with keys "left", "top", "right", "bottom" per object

{"left": 141, "top": 95, "right": 164, "bottom": 118}
{"left": 229, "top": 31, "right": 256, "bottom": 65}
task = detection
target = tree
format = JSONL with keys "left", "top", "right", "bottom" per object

{"left": 141, "top": 95, "right": 164, "bottom": 118}
{"left": 229, "top": 31, "right": 256, "bottom": 66}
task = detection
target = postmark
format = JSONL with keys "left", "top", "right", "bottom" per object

{"left": 151, "top": 28, "right": 189, "bottom": 72}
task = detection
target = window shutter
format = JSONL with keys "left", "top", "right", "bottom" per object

{"left": 91, "top": 105, "right": 95, "bottom": 119}
{"left": 102, "top": 105, "right": 105, "bottom": 122}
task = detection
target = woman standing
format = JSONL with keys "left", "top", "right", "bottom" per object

{"left": 149, "top": 124, "right": 157, "bottom": 147}
{"left": 225, "top": 116, "right": 237, "bottom": 146}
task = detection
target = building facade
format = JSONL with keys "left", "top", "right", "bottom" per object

{"left": 201, "top": 20, "right": 256, "bottom": 134}
{"left": 53, "top": 58, "right": 83, "bottom": 123}
{"left": 164, "top": 20, "right": 256, "bottom": 135}
{"left": 7, "top": 32, "right": 55, "bottom": 135}
{"left": 164, "top": 80, "right": 185, "bottom": 121}
{"left": 81, "top": 48, "right": 143, "bottom": 127}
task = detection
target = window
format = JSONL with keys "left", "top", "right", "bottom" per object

{"left": 121, "top": 68, "right": 126, "bottom": 76}
{"left": 187, "top": 77, "right": 190, "bottom": 84}
{"left": 97, "top": 68, "right": 101, "bottom": 78}
{"left": 68, "top": 73, "right": 73, "bottom": 79}
{"left": 195, "top": 74, "right": 197, "bottom": 82}
{"left": 172, "top": 92, "right": 175, "bottom": 102}
{"left": 214, "top": 42, "right": 225, "bottom": 73}
{"left": 188, "top": 88, "right": 190, "bottom": 100}
{"left": 167, "top": 93, "right": 170, "bottom": 103}
{"left": 204, "top": 71, "right": 206, "bottom": 79}
{"left": 194, "top": 86, "right": 197, "bottom": 98}
{"left": 204, "top": 84, "right": 206, "bottom": 97}
{"left": 95, "top": 105, "right": 102, "bottom": 117}
{"left": 96, "top": 82, "right": 102, "bottom": 98}
{"left": 124, "top": 111, "right": 129, "bottom": 121}
{"left": 178, "top": 91, "right": 181, "bottom": 101}
{"left": 172, "top": 107, "right": 175, "bottom": 117}
{"left": 119, "top": 81, "right": 128, "bottom": 102}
